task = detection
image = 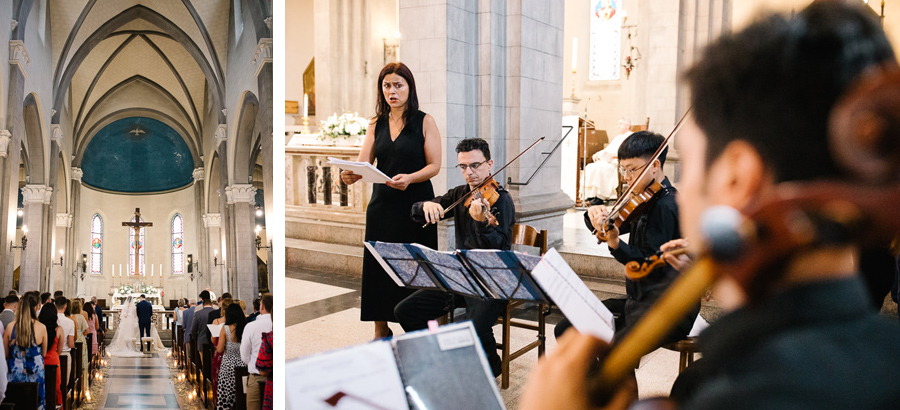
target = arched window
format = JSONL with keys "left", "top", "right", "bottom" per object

{"left": 172, "top": 214, "right": 184, "bottom": 275}
{"left": 129, "top": 216, "right": 145, "bottom": 276}
{"left": 90, "top": 214, "right": 102, "bottom": 274}
{"left": 233, "top": 0, "right": 244, "bottom": 38}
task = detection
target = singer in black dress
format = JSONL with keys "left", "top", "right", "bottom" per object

{"left": 341, "top": 62, "right": 441, "bottom": 338}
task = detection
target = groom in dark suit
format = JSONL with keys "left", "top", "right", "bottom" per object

{"left": 136, "top": 294, "right": 153, "bottom": 341}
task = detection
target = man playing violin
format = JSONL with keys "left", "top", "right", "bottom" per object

{"left": 521, "top": 2, "right": 900, "bottom": 409}
{"left": 394, "top": 137, "right": 515, "bottom": 377}
{"left": 555, "top": 131, "right": 699, "bottom": 348}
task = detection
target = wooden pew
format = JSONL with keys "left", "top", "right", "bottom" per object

{"left": 234, "top": 365, "right": 249, "bottom": 410}
{"left": 72, "top": 342, "right": 83, "bottom": 407}
{"left": 0, "top": 382, "right": 39, "bottom": 410}
{"left": 60, "top": 352, "right": 71, "bottom": 410}
{"left": 45, "top": 363, "right": 58, "bottom": 410}
{"left": 202, "top": 343, "right": 214, "bottom": 409}
{"left": 85, "top": 333, "right": 94, "bottom": 386}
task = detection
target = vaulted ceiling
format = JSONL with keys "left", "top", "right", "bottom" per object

{"left": 50, "top": 0, "right": 232, "bottom": 166}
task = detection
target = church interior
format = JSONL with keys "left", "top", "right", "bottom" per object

{"left": 286, "top": 0, "right": 900, "bottom": 409}
{"left": 0, "top": 1, "right": 274, "bottom": 409}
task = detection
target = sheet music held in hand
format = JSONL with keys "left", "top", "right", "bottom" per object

{"left": 327, "top": 157, "right": 392, "bottom": 184}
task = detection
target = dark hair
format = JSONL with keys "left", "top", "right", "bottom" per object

{"left": 199, "top": 290, "right": 210, "bottom": 302}
{"left": 54, "top": 296, "right": 68, "bottom": 309}
{"left": 683, "top": 1, "right": 896, "bottom": 183}
{"left": 221, "top": 293, "right": 233, "bottom": 300}
{"left": 375, "top": 62, "right": 419, "bottom": 125}
{"left": 84, "top": 301, "right": 95, "bottom": 320}
{"left": 4, "top": 295, "right": 18, "bottom": 305}
{"left": 261, "top": 294, "right": 273, "bottom": 314}
{"left": 53, "top": 291, "right": 63, "bottom": 298}
{"left": 253, "top": 298, "right": 260, "bottom": 311}
{"left": 617, "top": 131, "right": 667, "bottom": 167}
{"left": 225, "top": 304, "right": 247, "bottom": 341}
{"left": 40, "top": 292, "right": 51, "bottom": 304}
{"left": 456, "top": 138, "right": 491, "bottom": 161}
{"left": 139, "top": 294, "right": 145, "bottom": 298}
{"left": 38, "top": 303, "right": 58, "bottom": 340}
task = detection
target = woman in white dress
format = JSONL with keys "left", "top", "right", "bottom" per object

{"left": 106, "top": 296, "right": 166, "bottom": 357}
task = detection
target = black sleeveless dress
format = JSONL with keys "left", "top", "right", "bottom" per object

{"left": 360, "top": 110, "right": 439, "bottom": 322}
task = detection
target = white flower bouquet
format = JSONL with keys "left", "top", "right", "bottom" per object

{"left": 319, "top": 113, "right": 368, "bottom": 143}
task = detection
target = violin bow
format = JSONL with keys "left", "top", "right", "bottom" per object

{"left": 423, "top": 136, "right": 546, "bottom": 226}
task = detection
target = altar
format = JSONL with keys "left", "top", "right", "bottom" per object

{"left": 111, "top": 283, "right": 165, "bottom": 310}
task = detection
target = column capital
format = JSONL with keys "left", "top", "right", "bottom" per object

{"left": 225, "top": 184, "right": 257, "bottom": 204}
{"left": 9, "top": 40, "right": 29, "bottom": 77}
{"left": 202, "top": 213, "right": 222, "bottom": 228}
{"left": 193, "top": 167, "right": 205, "bottom": 182}
{"left": 0, "top": 129, "right": 9, "bottom": 158}
{"left": 56, "top": 213, "right": 73, "bottom": 228}
{"left": 21, "top": 184, "right": 51, "bottom": 204}
{"left": 71, "top": 167, "right": 83, "bottom": 181}
{"left": 252, "top": 38, "right": 273, "bottom": 76}
{"left": 215, "top": 124, "right": 227, "bottom": 147}
{"left": 51, "top": 124, "right": 63, "bottom": 145}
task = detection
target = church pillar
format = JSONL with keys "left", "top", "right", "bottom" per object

{"left": 43, "top": 143, "right": 61, "bottom": 291}
{"left": 192, "top": 168, "right": 205, "bottom": 300}
{"left": 224, "top": 184, "right": 257, "bottom": 303}
{"left": 68, "top": 168, "right": 82, "bottom": 296}
{"left": 19, "top": 184, "right": 51, "bottom": 292}
{"left": 203, "top": 213, "right": 223, "bottom": 297}
{"left": 255, "top": 49, "right": 274, "bottom": 294}
{"left": 52, "top": 213, "right": 71, "bottom": 293}
{"left": 399, "top": 0, "right": 571, "bottom": 247}
{"left": 0, "top": 129, "right": 18, "bottom": 292}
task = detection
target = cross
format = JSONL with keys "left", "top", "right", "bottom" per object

{"left": 122, "top": 208, "right": 153, "bottom": 239}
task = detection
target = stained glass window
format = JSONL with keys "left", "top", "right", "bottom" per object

{"left": 90, "top": 214, "right": 102, "bottom": 274}
{"left": 172, "top": 214, "right": 184, "bottom": 275}
{"left": 129, "top": 216, "right": 145, "bottom": 276}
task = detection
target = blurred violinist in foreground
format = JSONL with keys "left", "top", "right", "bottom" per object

{"left": 522, "top": 1, "right": 900, "bottom": 409}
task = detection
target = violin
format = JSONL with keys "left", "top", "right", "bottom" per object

{"left": 624, "top": 246, "right": 689, "bottom": 280}
{"left": 594, "top": 111, "right": 693, "bottom": 243}
{"left": 423, "top": 136, "right": 546, "bottom": 227}
{"left": 465, "top": 177, "right": 500, "bottom": 226}
{"left": 585, "top": 66, "right": 900, "bottom": 406}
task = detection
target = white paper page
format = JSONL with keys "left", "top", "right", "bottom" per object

{"left": 286, "top": 341, "right": 408, "bottom": 410}
{"left": 530, "top": 248, "right": 616, "bottom": 342}
{"left": 207, "top": 324, "right": 224, "bottom": 337}
{"left": 327, "top": 157, "right": 392, "bottom": 184}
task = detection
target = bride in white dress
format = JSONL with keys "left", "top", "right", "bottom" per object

{"left": 106, "top": 296, "right": 167, "bottom": 357}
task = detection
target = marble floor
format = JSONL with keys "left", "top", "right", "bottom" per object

{"left": 288, "top": 263, "right": 685, "bottom": 410}
{"left": 95, "top": 353, "right": 182, "bottom": 409}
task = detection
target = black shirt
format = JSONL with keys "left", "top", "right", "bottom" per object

{"left": 411, "top": 184, "right": 515, "bottom": 250}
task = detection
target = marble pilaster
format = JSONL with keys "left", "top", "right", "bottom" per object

{"left": 19, "top": 185, "right": 51, "bottom": 291}
{"left": 225, "top": 184, "right": 258, "bottom": 304}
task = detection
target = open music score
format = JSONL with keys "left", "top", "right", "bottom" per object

{"left": 327, "top": 157, "right": 392, "bottom": 184}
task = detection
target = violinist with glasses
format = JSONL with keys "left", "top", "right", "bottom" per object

{"left": 556, "top": 131, "right": 700, "bottom": 353}
{"left": 395, "top": 137, "right": 515, "bottom": 378}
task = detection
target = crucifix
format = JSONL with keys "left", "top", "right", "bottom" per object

{"left": 122, "top": 208, "right": 152, "bottom": 273}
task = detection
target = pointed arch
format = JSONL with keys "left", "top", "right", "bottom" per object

{"left": 171, "top": 213, "right": 184, "bottom": 275}
{"left": 90, "top": 213, "right": 102, "bottom": 274}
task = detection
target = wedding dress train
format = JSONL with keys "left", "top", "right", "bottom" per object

{"left": 106, "top": 296, "right": 167, "bottom": 357}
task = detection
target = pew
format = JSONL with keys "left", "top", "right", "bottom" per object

{"left": 45, "top": 363, "right": 58, "bottom": 410}
{"left": 0, "top": 382, "right": 39, "bottom": 410}
{"left": 234, "top": 366, "right": 249, "bottom": 410}
{"left": 72, "top": 342, "right": 83, "bottom": 406}
{"left": 85, "top": 333, "right": 94, "bottom": 385}
{"left": 60, "top": 352, "right": 71, "bottom": 410}
{"left": 202, "top": 343, "right": 214, "bottom": 409}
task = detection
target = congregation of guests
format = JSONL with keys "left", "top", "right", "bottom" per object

{"left": 0, "top": 290, "right": 103, "bottom": 410}
{"left": 180, "top": 291, "right": 273, "bottom": 409}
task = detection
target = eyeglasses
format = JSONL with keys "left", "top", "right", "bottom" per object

{"left": 456, "top": 162, "right": 485, "bottom": 171}
{"left": 617, "top": 161, "right": 651, "bottom": 178}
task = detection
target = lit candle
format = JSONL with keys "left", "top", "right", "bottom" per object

{"left": 303, "top": 93, "right": 309, "bottom": 118}
{"left": 572, "top": 37, "right": 578, "bottom": 72}
{"left": 151, "top": 264, "right": 154, "bottom": 277}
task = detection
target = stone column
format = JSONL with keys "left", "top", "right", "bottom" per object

{"left": 19, "top": 185, "right": 51, "bottom": 292}
{"left": 255, "top": 39, "right": 275, "bottom": 295}
{"left": 69, "top": 168, "right": 83, "bottom": 296}
{"left": 0, "top": 129, "right": 18, "bottom": 291}
{"left": 225, "top": 184, "right": 257, "bottom": 304}
{"left": 203, "top": 213, "right": 222, "bottom": 297}
{"left": 192, "top": 168, "right": 205, "bottom": 300}
{"left": 52, "top": 213, "right": 72, "bottom": 293}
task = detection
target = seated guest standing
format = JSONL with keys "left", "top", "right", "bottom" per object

{"left": 211, "top": 297, "right": 234, "bottom": 403}
{"left": 395, "top": 138, "right": 516, "bottom": 377}
{"left": 54, "top": 297, "right": 75, "bottom": 381}
{"left": 216, "top": 304, "right": 247, "bottom": 409}
{"left": 4, "top": 295, "right": 48, "bottom": 410}
{"left": 241, "top": 294, "right": 273, "bottom": 410}
{"left": 520, "top": 3, "right": 900, "bottom": 409}
{"left": 0, "top": 295, "right": 18, "bottom": 330}
{"left": 255, "top": 331, "right": 273, "bottom": 410}
{"left": 38, "top": 303, "right": 63, "bottom": 406}
{"left": 70, "top": 300, "right": 90, "bottom": 392}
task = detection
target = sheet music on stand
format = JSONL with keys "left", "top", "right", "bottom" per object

{"left": 365, "top": 242, "right": 615, "bottom": 341}
{"left": 326, "top": 157, "right": 392, "bottom": 184}
{"left": 286, "top": 321, "right": 505, "bottom": 410}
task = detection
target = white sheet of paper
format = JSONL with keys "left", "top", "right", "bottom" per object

{"left": 286, "top": 340, "right": 408, "bottom": 410}
{"left": 530, "top": 248, "right": 616, "bottom": 342}
{"left": 207, "top": 324, "right": 224, "bottom": 337}
{"left": 327, "top": 157, "right": 392, "bottom": 184}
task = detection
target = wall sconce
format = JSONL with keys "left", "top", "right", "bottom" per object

{"left": 383, "top": 31, "right": 401, "bottom": 64}
{"left": 16, "top": 208, "right": 23, "bottom": 217}
{"left": 213, "top": 249, "right": 225, "bottom": 267}
{"left": 9, "top": 225, "right": 26, "bottom": 252}
{"left": 187, "top": 254, "right": 200, "bottom": 281}
{"left": 255, "top": 226, "right": 270, "bottom": 251}
{"left": 52, "top": 249, "right": 63, "bottom": 266}
{"left": 74, "top": 253, "right": 87, "bottom": 281}
{"left": 255, "top": 205, "right": 263, "bottom": 217}
{"left": 622, "top": 17, "right": 641, "bottom": 80}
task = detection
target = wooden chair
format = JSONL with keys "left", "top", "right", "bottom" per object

{"left": 663, "top": 337, "right": 700, "bottom": 373}
{"left": 45, "top": 364, "right": 58, "bottom": 410}
{"left": 234, "top": 366, "right": 249, "bottom": 410}
{"left": 495, "top": 223, "right": 549, "bottom": 389}
{"left": 1, "top": 382, "right": 39, "bottom": 409}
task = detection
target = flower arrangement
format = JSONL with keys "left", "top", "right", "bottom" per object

{"left": 117, "top": 283, "right": 157, "bottom": 294}
{"left": 318, "top": 113, "right": 368, "bottom": 142}
{"left": 118, "top": 284, "right": 133, "bottom": 294}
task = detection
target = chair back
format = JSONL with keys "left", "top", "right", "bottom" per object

{"left": 45, "top": 364, "right": 58, "bottom": 410}
{"left": 234, "top": 366, "right": 249, "bottom": 410}
{"left": 1, "top": 382, "right": 39, "bottom": 410}
{"left": 511, "top": 224, "right": 548, "bottom": 255}
{"left": 60, "top": 353, "right": 71, "bottom": 410}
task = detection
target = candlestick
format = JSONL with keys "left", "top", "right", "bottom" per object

{"left": 151, "top": 264, "right": 154, "bottom": 277}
